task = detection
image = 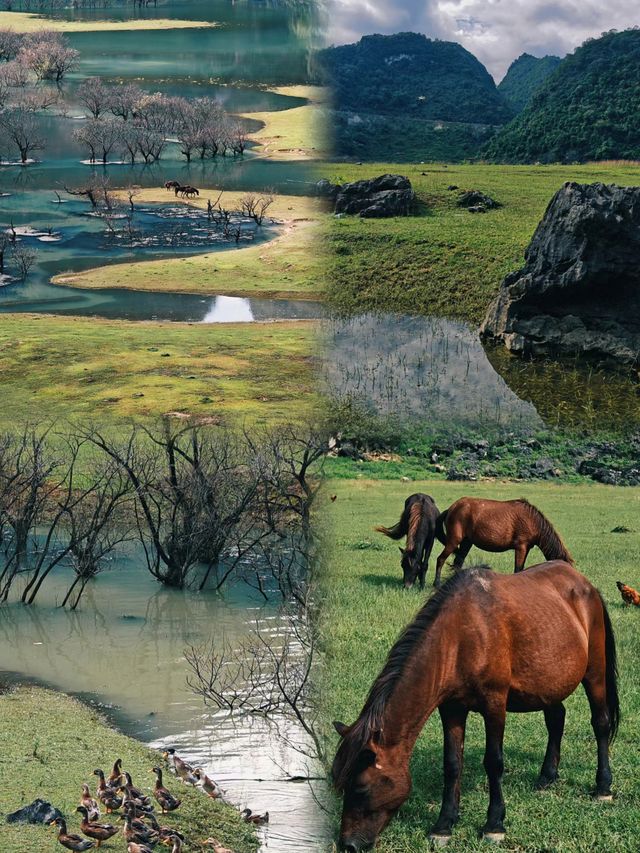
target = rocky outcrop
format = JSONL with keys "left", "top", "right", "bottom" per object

{"left": 457, "top": 190, "right": 500, "bottom": 212}
{"left": 481, "top": 182, "right": 640, "bottom": 365}
{"left": 316, "top": 175, "right": 415, "bottom": 218}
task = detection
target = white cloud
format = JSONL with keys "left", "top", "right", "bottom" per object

{"left": 327, "top": 0, "right": 640, "bottom": 80}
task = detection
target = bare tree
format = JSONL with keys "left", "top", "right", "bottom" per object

{"left": 0, "top": 29, "right": 22, "bottom": 63}
{"left": 0, "top": 426, "right": 64, "bottom": 601}
{"left": 134, "top": 125, "right": 165, "bottom": 163}
{"left": 240, "top": 192, "right": 275, "bottom": 226}
{"left": 124, "top": 184, "right": 141, "bottom": 211}
{"left": 0, "top": 59, "right": 30, "bottom": 89}
{"left": 0, "top": 231, "right": 10, "bottom": 274}
{"left": 0, "top": 105, "right": 45, "bottom": 163}
{"left": 59, "top": 449, "right": 132, "bottom": 609}
{"left": 65, "top": 175, "right": 113, "bottom": 210}
{"left": 109, "top": 82, "right": 143, "bottom": 121}
{"left": 76, "top": 77, "right": 110, "bottom": 119}
{"left": 18, "top": 32, "right": 78, "bottom": 82}
{"left": 83, "top": 422, "right": 268, "bottom": 589}
{"left": 12, "top": 244, "right": 36, "bottom": 279}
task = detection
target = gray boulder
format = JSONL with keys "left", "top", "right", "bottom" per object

{"left": 333, "top": 174, "right": 415, "bottom": 218}
{"left": 457, "top": 190, "right": 500, "bottom": 211}
{"left": 481, "top": 182, "right": 640, "bottom": 365}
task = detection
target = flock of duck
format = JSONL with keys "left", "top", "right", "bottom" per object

{"left": 49, "top": 750, "right": 268, "bottom": 853}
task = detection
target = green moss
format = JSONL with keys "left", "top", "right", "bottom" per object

{"left": 0, "top": 686, "right": 257, "bottom": 853}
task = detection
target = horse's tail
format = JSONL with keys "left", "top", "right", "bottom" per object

{"left": 375, "top": 505, "right": 410, "bottom": 540}
{"left": 522, "top": 501, "right": 574, "bottom": 564}
{"left": 599, "top": 593, "right": 621, "bottom": 743}
{"left": 435, "top": 509, "right": 448, "bottom": 545}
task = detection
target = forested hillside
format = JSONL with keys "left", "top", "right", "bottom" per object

{"left": 486, "top": 29, "right": 640, "bottom": 162}
{"left": 316, "top": 32, "right": 513, "bottom": 160}
{"left": 498, "top": 53, "right": 561, "bottom": 113}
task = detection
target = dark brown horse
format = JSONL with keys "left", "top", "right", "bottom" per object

{"left": 333, "top": 562, "right": 619, "bottom": 851}
{"left": 433, "top": 497, "right": 573, "bottom": 586}
{"left": 375, "top": 493, "right": 440, "bottom": 588}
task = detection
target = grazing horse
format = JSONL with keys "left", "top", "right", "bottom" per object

{"left": 332, "top": 562, "right": 619, "bottom": 851}
{"left": 180, "top": 185, "right": 200, "bottom": 199}
{"left": 375, "top": 493, "right": 440, "bottom": 588}
{"left": 164, "top": 180, "right": 181, "bottom": 191}
{"left": 433, "top": 497, "right": 573, "bottom": 586}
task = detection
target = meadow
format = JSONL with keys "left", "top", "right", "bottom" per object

{"left": 321, "top": 478, "right": 640, "bottom": 851}
{"left": 0, "top": 12, "right": 216, "bottom": 32}
{"left": 0, "top": 314, "right": 317, "bottom": 427}
{"left": 325, "top": 162, "right": 640, "bottom": 322}
{"left": 0, "top": 685, "right": 258, "bottom": 853}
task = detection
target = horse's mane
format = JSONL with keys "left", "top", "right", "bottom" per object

{"left": 375, "top": 494, "right": 432, "bottom": 546}
{"left": 518, "top": 499, "right": 574, "bottom": 564}
{"left": 405, "top": 501, "right": 423, "bottom": 552}
{"left": 332, "top": 569, "right": 481, "bottom": 791}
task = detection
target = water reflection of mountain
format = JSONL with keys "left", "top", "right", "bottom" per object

{"left": 325, "top": 314, "right": 542, "bottom": 429}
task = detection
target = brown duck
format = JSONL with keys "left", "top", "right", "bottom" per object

{"left": 80, "top": 783, "right": 100, "bottom": 821}
{"left": 107, "top": 758, "right": 124, "bottom": 789}
{"left": 50, "top": 817, "right": 95, "bottom": 851}
{"left": 120, "top": 812, "right": 158, "bottom": 846}
{"left": 151, "top": 766, "right": 181, "bottom": 814}
{"left": 241, "top": 808, "right": 269, "bottom": 825}
{"left": 76, "top": 806, "right": 119, "bottom": 848}
{"left": 93, "top": 770, "right": 123, "bottom": 814}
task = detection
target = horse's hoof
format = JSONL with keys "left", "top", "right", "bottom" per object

{"left": 595, "top": 793, "right": 614, "bottom": 802}
{"left": 535, "top": 773, "right": 557, "bottom": 790}
{"left": 482, "top": 832, "right": 506, "bottom": 844}
{"left": 429, "top": 834, "right": 452, "bottom": 848}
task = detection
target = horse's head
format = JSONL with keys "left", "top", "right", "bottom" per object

{"left": 399, "top": 547, "right": 420, "bottom": 588}
{"left": 332, "top": 721, "right": 412, "bottom": 851}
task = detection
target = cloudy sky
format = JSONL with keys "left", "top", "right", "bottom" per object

{"left": 327, "top": 0, "right": 640, "bottom": 80}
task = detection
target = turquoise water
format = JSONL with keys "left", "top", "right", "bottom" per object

{"left": 0, "top": 0, "right": 319, "bottom": 319}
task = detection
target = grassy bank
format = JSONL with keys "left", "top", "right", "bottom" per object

{"left": 325, "top": 162, "right": 640, "bottom": 321}
{"left": 0, "top": 12, "right": 216, "bottom": 32}
{"left": 0, "top": 685, "right": 257, "bottom": 852}
{"left": 239, "top": 86, "right": 328, "bottom": 161}
{"left": 0, "top": 314, "right": 316, "bottom": 427}
{"left": 321, "top": 478, "right": 640, "bottom": 851}
{"left": 53, "top": 192, "right": 322, "bottom": 299}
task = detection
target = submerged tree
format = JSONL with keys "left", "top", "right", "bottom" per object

{"left": 18, "top": 31, "right": 78, "bottom": 83}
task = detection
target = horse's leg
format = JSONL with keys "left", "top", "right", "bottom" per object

{"left": 452, "top": 538, "right": 472, "bottom": 571}
{"left": 481, "top": 701, "right": 507, "bottom": 840}
{"left": 435, "top": 540, "right": 458, "bottom": 587}
{"left": 430, "top": 703, "right": 468, "bottom": 839}
{"left": 514, "top": 542, "right": 530, "bottom": 573}
{"left": 419, "top": 537, "right": 434, "bottom": 589}
{"left": 535, "top": 703, "right": 566, "bottom": 788}
{"left": 582, "top": 673, "right": 613, "bottom": 799}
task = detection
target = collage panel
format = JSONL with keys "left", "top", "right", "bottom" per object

{"left": 1, "top": 1, "right": 639, "bottom": 852}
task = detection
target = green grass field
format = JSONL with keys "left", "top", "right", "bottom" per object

{"left": 0, "top": 314, "right": 317, "bottom": 428}
{"left": 325, "top": 162, "right": 640, "bottom": 322}
{"left": 321, "top": 478, "right": 640, "bottom": 851}
{"left": 0, "top": 686, "right": 257, "bottom": 853}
